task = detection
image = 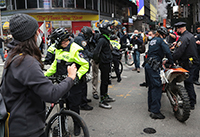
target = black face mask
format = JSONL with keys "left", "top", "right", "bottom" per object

{"left": 177, "top": 31, "right": 182, "bottom": 35}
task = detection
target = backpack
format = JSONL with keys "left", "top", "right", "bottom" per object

{"left": 138, "top": 43, "right": 146, "bottom": 53}
{"left": 0, "top": 54, "right": 21, "bottom": 137}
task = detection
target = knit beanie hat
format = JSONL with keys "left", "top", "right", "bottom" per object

{"left": 9, "top": 14, "right": 39, "bottom": 42}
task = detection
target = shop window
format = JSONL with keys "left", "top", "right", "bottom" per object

{"left": 93, "top": 0, "right": 97, "bottom": 10}
{"left": 27, "top": 0, "right": 37, "bottom": 8}
{"left": 86, "top": 0, "right": 92, "bottom": 10}
{"left": 76, "top": 0, "right": 84, "bottom": 9}
{"left": 52, "top": 0, "right": 63, "bottom": 8}
{"left": 65, "top": 0, "right": 74, "bottom": 8}
{"left": 16, "top": 0, "right": 25, "bottom": 9}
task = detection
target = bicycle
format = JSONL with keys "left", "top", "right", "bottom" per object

{"left": 45, "top": 76, "right": 90, "bottom": 137}
{"left": 110, "top": 60, "right": 123, "bottom": 79}
{"left": 120, "top": 46, "right": 134, "bottom": 66}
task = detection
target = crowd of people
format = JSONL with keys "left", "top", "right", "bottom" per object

{"left": 1, "top": 13, "right": 200, "bottom": 136}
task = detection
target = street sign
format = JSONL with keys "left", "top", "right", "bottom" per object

{"left": 0, "top": 0, "right": 6, "bottom": 9}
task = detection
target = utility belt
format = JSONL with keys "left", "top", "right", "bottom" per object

{"left": 180, "top": 57, "right": 199, "bottom": 68}
{"left": 143, "top": 57, "right": 161, "bottom": 71}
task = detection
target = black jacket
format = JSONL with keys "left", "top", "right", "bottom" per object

{"left": 173, "top": 30, "right": 199, "bottom": 65}
{"left": 93, "top": 34, "right": 113, "bottom": 64}
{"left": 1, "top": 40, "right": 74, "bottom": 137}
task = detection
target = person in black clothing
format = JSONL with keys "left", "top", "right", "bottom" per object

{"left": 173, "top": 22, "right": 198, "bottom": 110}
{"left": 93, "top": 20, "right": 115, "bottom": 109}
{"left": 166, "top": 25, "right": 177, "bottom": 45}
{"left": 0, "top": 37, "right": 5, "bottom": 62}
{"left": 193, "top": 26, "right": 200, "bottom": 85}
{"left": 74, "top": 26, "right": 93, "bottom": 111}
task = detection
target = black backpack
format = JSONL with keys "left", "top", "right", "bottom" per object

{"left": 138, "top": 43, "right": 146, "bottom": 53}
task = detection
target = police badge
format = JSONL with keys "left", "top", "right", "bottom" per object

{"left": 177, "top": 41, "right": 182, "bottom": 47}
{"left": 81, "top": 41, "right": 87, "bottom": 47}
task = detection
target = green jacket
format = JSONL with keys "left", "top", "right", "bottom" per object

{"left": 110, "top": 40, "right": 121, "bottom": 49}
{"left": 47, "top": 43, "right": 56, "bottom": 54}
{"left": 45, "top": 42, "right": 89, "bottom": 79}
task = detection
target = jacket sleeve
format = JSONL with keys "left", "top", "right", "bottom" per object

{"left": 73, "top": 50, "right": 89, "bottom": 79}
{"left": 161, "top": 39, "right": 174, "bottom": 64}
{"left": 172, "top": 38, "right": 188, "bottom": 61}
{"left": 13, "top": 56, "right": 74, "bottom": 103}
{"left": 137, "top": 36, "right": 143, "bottom": 45}
{"left": 93, "top": 38, "right": 104, "bottom": 61}
{"left": 44, "top": 59, "right": 57, "bottom": 77}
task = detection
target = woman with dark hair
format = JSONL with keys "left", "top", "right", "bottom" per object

{"left": 1, "top": 14, "right": 77, "bottom": 137}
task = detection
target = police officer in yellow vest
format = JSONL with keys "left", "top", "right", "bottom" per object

{"left": 110, "top": 34, "right": 122, "bottom": 82}
{"left": 44, "top": 28, "right": 89, "bottom": 136}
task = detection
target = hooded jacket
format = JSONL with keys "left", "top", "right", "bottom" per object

{"left": 1, "top": 40, "right": 74, "bottom": 137}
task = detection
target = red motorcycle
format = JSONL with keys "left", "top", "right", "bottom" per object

{"left": 161, "top": 60, "right": 190, "bottom": 122}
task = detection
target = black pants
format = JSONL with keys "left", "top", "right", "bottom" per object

{"left": 183, "top": 64, "right": 197, "bottom": 106}
{"left": 99, "top": 62, "right": 111, "bottom": 97}
{"left": 67, "top": 83, "right": 82, "bottom": 114}
{"left": 193, "top": 64, "right": 200, "bottom": 82}
{"left": 81, "top": 81, "right": 88, "bottom": 107}
{"left": 113, "top": 56, "right": 121, "bottom": 80}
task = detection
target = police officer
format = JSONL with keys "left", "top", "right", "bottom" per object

{"left": 145, "top": 26, "right": 174, "bottom": 119}
{"left": 173, "top": 22, "right": 198, "bottom": 110}
{"left": 93, "top": 20, "right": 115, "bottom": 109}
{"left": 110, "top": 34, "right": 121, "bottom": 82}
{"left": 74, "top": 26, "right": 93, "bottom": 111}
{"left": 45, "top": 28, "right": 89, "bottom": 136}
{"left": 193, "top": 26, "right": 200, "bottom": 85}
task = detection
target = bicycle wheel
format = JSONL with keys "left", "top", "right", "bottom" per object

{"left": 45, "top": 110, "right": 89, "bottom": 137}
{"left": 111, "top": 61, "right": 123, "bottom": 79}
{"left": 125, "top": 51, "right": 134, "bottom": 66}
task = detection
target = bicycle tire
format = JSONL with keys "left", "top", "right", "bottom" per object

{"left": 125, "top": 51, "right": 134, "bottom": 66}
{"left": 111, "top": 61, "right": 123, "bottom": 79}
{"left": 45, "top": 110, "right": 90, "bottom": 137}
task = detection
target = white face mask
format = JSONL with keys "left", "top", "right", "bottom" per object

{"left": 36, "top": 35, "right": 42, "bottom": 47}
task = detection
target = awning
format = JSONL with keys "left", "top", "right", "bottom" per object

{"left": 3, "top": 21, "right": 9, "bottom": 29}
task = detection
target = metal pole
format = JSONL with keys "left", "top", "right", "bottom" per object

{"left": 44, "top": 20, "right": 47, "bottom": 56}
{"left": 98, "top": 0, "right": 100, "bottom": 22}
{"left": 0, "top": 10, "right": 4, "bottom": 51}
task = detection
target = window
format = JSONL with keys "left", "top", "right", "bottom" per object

{"left": 86, "top": 0, "right": 92, "bottom": 10}
{"left": 93, "top": 0, "right": 97, "bottom": 10}
{"left": 52, "top": 0, "right": 63, "bottom": 8}
{"left": 27, "top": 0, "right": 37, "bottom": 8}
{"left": 16, "top": 0, "right": 25, "bottom": 9}
{"left": 65, "top": 0, "right": 74, "bottom": 8}
{"left": 76, "top": 0, "right": 84, "bottom": 9}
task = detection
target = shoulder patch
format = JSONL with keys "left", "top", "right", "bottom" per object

{"left": 81, "top": 41, "right": 87, "bottom": 47}
{"left": 78, "top": 52, "right": 84, "bottom": 58}
{"left": 177, "top": 41, "right": 182, "bottom": 47}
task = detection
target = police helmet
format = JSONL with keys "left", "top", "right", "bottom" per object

{"left": 110, "top": 34, "right": 118, "bottom": 40}
{"left": 81, "top": 26, "right": 93, "bottom": 40}
{"left": 50, "top": 28, "right": 70, "bottom": 49}
{"left": 98, "top": 20, "right": 114, "bottom": 35}
{"left": 157, "top": 26, "right": 168, "bottom": 36}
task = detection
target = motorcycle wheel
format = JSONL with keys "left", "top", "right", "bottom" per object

{"left": 171, "top": 85, "right": 190, "bottom": 122}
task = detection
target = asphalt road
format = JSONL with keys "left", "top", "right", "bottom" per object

{"left": 80, "top": 56, "right": 200, "bottom": 137}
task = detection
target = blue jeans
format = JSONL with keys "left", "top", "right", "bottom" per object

{"left": 132, "top": 50, "right": 140, "bottom": 68}
{"left": 0, "top": 48, "right": 5, "bottom": 62}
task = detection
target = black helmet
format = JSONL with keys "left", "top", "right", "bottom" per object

{"left": 157, "top": 26, "right": 168, "bottom": 36}
{"left": 50, "top": 28, "right": 70, "bottom": 49}
{"left": 81, "top": 26, "right": 93, "bottom": 40}
{"left": 98, "top": 20, "right": 114, "bottom": 35}
{"left": 110, "top": 34, "right": 118, "bottom": 40}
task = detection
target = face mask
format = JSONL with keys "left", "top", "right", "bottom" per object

{"left": 148, "top": 36, "right": 152, "bottom": 41}
{"left": 135, "top": 34, "right": 138, "bottom": 36}
{"left": 177, "top": 31, "right": 182, "bottom": 35}
{"left": 123, "top": 30, "right": 126, "bottom": 34}
{"left": 169, "top": 30, "right": 173, "bottom": 33}
{"left": 36, "top": 35, "right": 42, "bottom": 47}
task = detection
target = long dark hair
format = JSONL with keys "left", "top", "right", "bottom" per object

{"left": 5, "top": 35, "right": 44, "bottom": 69}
